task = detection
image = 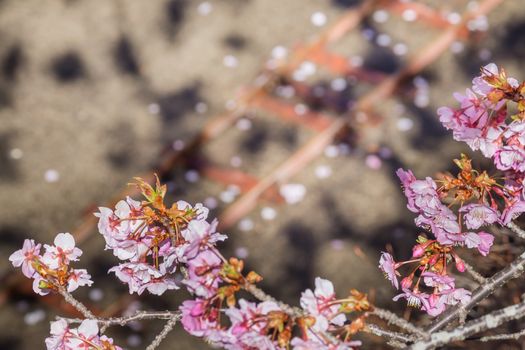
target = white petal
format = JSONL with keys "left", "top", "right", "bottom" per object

{"left": 78, "top": 319, "right": 98, "bottom": 338}
{"left": 54, "top": 233, "right": 75, "bottom": 250}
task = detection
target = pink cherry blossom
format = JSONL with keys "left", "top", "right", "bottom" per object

{"left": 225, "top": 299, "right": 280, "bottom": 336}
{"left": 472, "top": 63, "right": 499, "bottom": 96}
{"left": 95, "top": 197, "right": 147, "bottom": 261}
{"left": 494, "top": 146, "right": 525, "bottom": 172}
{"left": 465, "top": 231, "right": 494, "bottom": 256}
{"left": 501, "top": 201, "right": 525, "bottom": 225}
{"left": 230, "top": 331, "right": 282, "bottom": 349}
{"left": 473, "top": 63, "right": 519, "bottom": 95}
{"left": 300, "top": 277, "right": 346, "bottom": 333}
{"left": 205, "top": 315, "right": 288, "bottom": 350}
{"left": 67, "top": 269, "right": 93, "bottom": 293}
{"left": 460, "top": 204, "right": 499, "bottom": 229}
{"left": 109, "top": 262, "right": 178, "bottom": 295}
{"left": 504, "top": 120, "right": 525, "bottom": 146}
{"left": 45, "top": 319, "right": 70, "bottom": 350}
{"left": 9, "top": 239, "right": 41, "bottom": 278}
{"left": 45, "top": 319, "right": 121, "bottom": 350}
{"left": 397, "top": 169, "right": 465, "bottom": 245}
{"left": 442, "top": 288, "right": 471, "bottom": 306}
{"left": 379, "top": 252, "right": 398, "bottom": 289}
{"left": 422, "top": 272, "right": 455, "bottom": 291}
{"left": 180, "top": 299, "right": 219, "bottom": 337}
{"left": 42, "top": 233, "right": 82, "bottom": 269}
{"left": 422, "top": 293, "right": 446, "bottom": 317}
{"left": 393, "top": 289, "right": 429, "bottom": 309}
{"left": 176, "top": 218, "right": 227, "bottom": 262}
{"left": 67, "top": 319, "right": 99, "bottom": 349}
{"left": 33, "top": 275, "right": 53, "bottom": 295}
{"left": 396, "top": 168, "right": 417, "bottom": 212}
{"left": 183, "top": 249, "right": 223, "bottom": 298}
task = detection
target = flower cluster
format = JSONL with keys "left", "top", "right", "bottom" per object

{"left": 438, "top": 63, "right": 525, "bottom": 223}
{"left": 380, "top": 246, "right": 471, "bottom": 317}
{"left": 96, "top": 177, "right": 225, "bottom": 295}
{"left": 380, "top": 63, "right": 525, "bottom": 316}
{"left": 11, "top": 174, "right": 373, "bottom": 349}
{"left": 96, "top": 179, "right": 370, "bottom": 349}
{"left": 180, "top": 277, "right": 369, "bottom": 349}
{"left": 45, "top": 319, "right": 121, "bottom": 350}
{"left": 9, "top": 233, "right": 92, "bottom": 295}
{"left": 397, "top": 163, "right": 495, "bottom": 254}
{"left": 96, "top": 177, "right": 371, "bottom": 348}
{"left": 380, "top": 155, "right": 495, "bottom": 317}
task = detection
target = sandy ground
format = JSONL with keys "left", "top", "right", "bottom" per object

{"left": 1, "top": 0, "right": 525, "bottom": 349}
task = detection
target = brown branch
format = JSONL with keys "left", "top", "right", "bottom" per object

{"left": 145, "top": 315, "right": 180, "bottom": 350}
{"left": 409, "top": 299, "right": 525, "bottom": 349}
{"left": 507, "top": 221, "right": 525, "bottom": 240}
{"left": 480, "top": 328, "right": 525, "bottom": 341}
{"left": 463, "top": 261, "right": 487, "bottom": 284}
{"left": 63, "top": 310, "right": 179, "bottom": 326}
{"left": 365, "top": 323, "right": 414, "bottom": 345}
{"left": 370, "top": 307, "right": 427, "bottom": 338}
{"left": 57, "top": 287, "right": 95, "bottom": 319}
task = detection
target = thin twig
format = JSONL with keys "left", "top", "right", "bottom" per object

{"left": 425, "top": 249, "right": 525, "bottom": 334}
{"left": 365, "top": 323, "right": 414, "bottom": 345}
{"left": 507, "top": 221, "right": 525, "bottom": 240}
{"left": 370, "top": 307, "right": 427, "bottom": 338}
{"left": 62, "top": 310, "right": 179, "bottom": 326}
{"left": 462, "top": 260, "right": 486, "bottom": 284}
{"left": 57, "top": 287, "right": 95, "bottom": 319}
{"left": 409, "top": 299, "right": 525, "bottom": 349}
{"left": 145, "top": 315, "right": 180, "bottom": 350}
{"left": 480, "top": 328, "right": 525, "bottom": 341}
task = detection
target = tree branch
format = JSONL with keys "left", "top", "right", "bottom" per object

{"left": 145, "top": 315, "right": 180, "bottom": 350}
{"left": 364, "top": 323, "right": 414, "bottom": 345}
{"left": 57, "top": 287, "right": 95, "bottom": 319}
{"left": 409, "top": 299, "right": 525, "bottom": 349}
{"left": 424, "top": 249, "right": 525, "bottom": 334}
{"left": 62, "top": 310, "right": 179, "bottom": 326}
{"left": 480, "top": 328, "right": 525, "bottom": 341}
{"left": 370, "top": 307, "right": 427, "bottom": 338}
{"left": 507, "top": 221, "right": 525, "bottom": 240}
{"left": 462, "top": 260, "right": 486, "bottom": 284}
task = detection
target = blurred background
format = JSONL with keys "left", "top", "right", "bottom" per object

{"left": 1, "top": 0, "right": 524, "bottom": 349}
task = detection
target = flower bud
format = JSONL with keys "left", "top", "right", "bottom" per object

{"left": 401, "top": 277, "right": 413, "bottom": 289}
{"left": 455, "top": 257, "right": 465, "bottom": 272}
{"left": 412, "top": 244, "right": 425, "bottom": 258}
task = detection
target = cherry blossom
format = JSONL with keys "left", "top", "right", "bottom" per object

{"left": 10, "top": 234, "right": 92, "bottom": 297}
{"left": 226, "top": 299, "right": 281, "bottom": 336}
{"left": 109, "top": 262, "right": 179, "bottom": 295}
{"left": 44, "top": 319, "right": 121, "bottom": 350}
{"left": 300, "top": 277, "right": 346, "bottom": 332}
{"left": 66, "top": 269, "right": 93, "bottom": 293}
{"left": 465, "top": 231, "right": 494, "bottom": 256}
{"left": 8, "top": 239, "right": 41, "bottom": 278}
{"left": 42, "top": 233, "right": 82, "bottom": 269}
{"left": 183, "top": 249, "right": 223, "bottom": 298}
{"left": 501, "top": 201, "right": 525, "bottom": 225}
{"left": 180, "top": 299, "right": 219, "bottom": 337}
{"left": 379, "top": 252, "right": 398, "bottom": 289}
{"left": 45, "top": 319, "right": 70, "bottom": 350}
{"left": 459, "top": 204, "right": 499, "bottom": 229}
